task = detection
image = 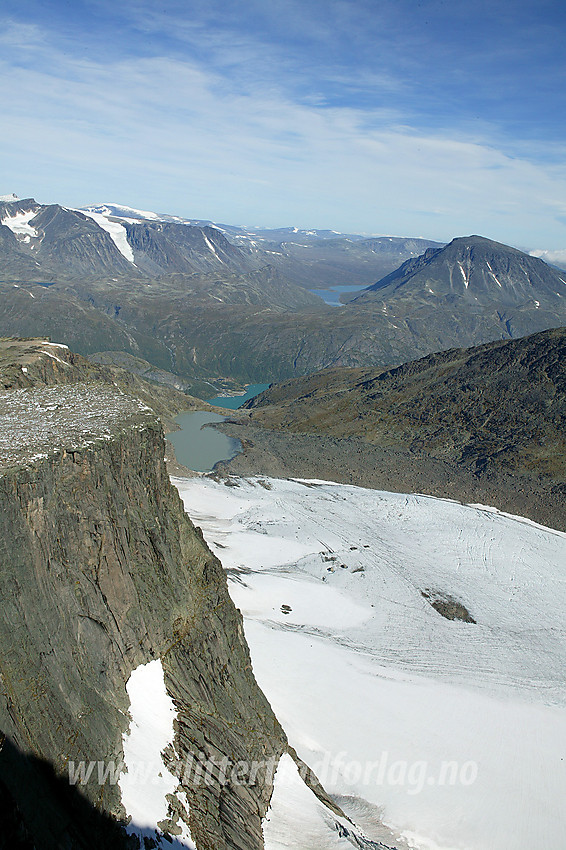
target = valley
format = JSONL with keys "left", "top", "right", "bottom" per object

{"left": 0, "top": 191, "right": 565, "bottom": 850}
{"left": 4, "top": 0, "right": 566, "bottom": 846}
{"left": 3, "top": 196, "right": 566, "bottom": 398}
{"left": 217, "top": 327, "right": 566, "bottom": 531}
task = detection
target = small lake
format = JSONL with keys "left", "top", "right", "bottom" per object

{"left": 206, "top": 383, "right": 271, "bottom": 409}
{"left": 168, "top": 411, "right": 240, "bottom": 473}
{"left": 308, "top": 284, "right": 366, "bottom": 306}
{"left": 169, "top": 384, "right": 269, "bottom": 473}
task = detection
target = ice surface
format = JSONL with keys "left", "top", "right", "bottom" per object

{"left": 1, "top": 209, "right": 38, "bottom": 238}
{"left": 76, "top": 208, "right": 135, "bottom": 262}
{"left": 264, "top": 753, "right": 378, "bottom": 850}
{"left": 175, "top": 475, "right": 566, "bottom": 850}
{"left": 81, "top": 203, "right": 161, "bottom": 221}
{"left": 120, "top": 659, "right": 194, "bottom": 848}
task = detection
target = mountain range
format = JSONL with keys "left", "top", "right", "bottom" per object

{"left": 1, "top": 189, "right": 565, "bottom": 850}
{"left": 1, "top": 194, "right": 566, "bottom": 395}
{"left": 0, "top": 196, "right": 439, "bottom": 287}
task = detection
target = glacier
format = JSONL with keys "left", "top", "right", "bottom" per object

{"left": 174, "top": 474, "right": 566, "bottom": 850}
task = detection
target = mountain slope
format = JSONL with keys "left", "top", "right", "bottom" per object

{"left": 244, "top": 326, "right": 566, "bottom": 477}
{"left": 354, "top": 234, "right": 566, "bottom": 308}
{"left": 124, "top": 221, "right": 260, "bottom": 275}
{"left": 215, "top": 328, "right": 566, "bottom": 529}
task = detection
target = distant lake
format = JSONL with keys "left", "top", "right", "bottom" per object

{"left": 309, "top": 284, "right": 366, "bottom": 306}
{"left": 168, "top": 411, "right": 240, "bottom": 473}
{"left": 207, "top": 383, "right": 271, "bottom": 409}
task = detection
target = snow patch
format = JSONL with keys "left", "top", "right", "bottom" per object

{"left": 486, "top": 260, "right": 502, "bottom": 287}
{"left": 1, "top": 210, "right": 38, "bottom": 238}
{"left": 119, "top": 659, "right": 194, "bottom": 848}
{"left": 457, "top": 261, "right": 469, "bottom": 288}
{"left": 40, "top": 350, "right": 67, "bottom": 365}
{"left": 203, "top": 233, "right": 221, "bottom": 260}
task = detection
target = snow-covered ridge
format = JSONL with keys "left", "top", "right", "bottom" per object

{"left": 81, "top": 202, "right": 162, "bottom": 221}
{"left": 175, "top": 475, "right": 566, "bottom": 850}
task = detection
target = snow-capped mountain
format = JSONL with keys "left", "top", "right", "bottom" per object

{"left": 0, "top": 197, "right": 266, "bottom": 278}
{"left": 79, "top": 202, "right": 443, "bottom": 287}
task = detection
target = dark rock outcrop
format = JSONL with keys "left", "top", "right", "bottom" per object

{"left": 0, "top": 369, "right": 286, "bottom": 847}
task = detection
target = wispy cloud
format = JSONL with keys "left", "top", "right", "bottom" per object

{"left": 0, "top": 19, "right": 46, "bottom": 49}
{"left": 0, "top": 1, "right": 565, "bottom": 250}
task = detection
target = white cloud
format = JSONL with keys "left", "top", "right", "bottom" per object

{"left": 1, "top": 28, "right": 566, "bottom": 249}
{"left": 530, "top": 249, "right": 566, "bottom": 267}
{"left": 0, "top": 20, "right": 45, "bottom": 49}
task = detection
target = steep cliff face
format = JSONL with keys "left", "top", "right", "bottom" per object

{"left": 0, "top": 377, "right": 286, "bottom": 848}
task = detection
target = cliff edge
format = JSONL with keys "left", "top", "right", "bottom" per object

{"left": 0, "top": 341, "right": 286, "bottom": 848}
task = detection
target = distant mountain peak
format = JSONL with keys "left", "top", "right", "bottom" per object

{"left": 0, "top": 193, "right": 19, "bottom": 202}
{"left": 357, "top": 233, "right": 566, "bottom": 308}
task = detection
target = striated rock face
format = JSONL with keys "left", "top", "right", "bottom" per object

{"left": 0, "top": 377, "right": 286, "bottom": 848}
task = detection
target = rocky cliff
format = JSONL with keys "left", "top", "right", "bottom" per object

{"left": 0, "top": 349, "right": 286, "bottom": 848}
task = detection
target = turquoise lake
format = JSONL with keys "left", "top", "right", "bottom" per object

{"left": 206, "top": 383, "right": 271, "bottom": 409}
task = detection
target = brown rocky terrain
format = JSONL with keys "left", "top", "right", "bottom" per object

{"left": 218, "top": 327, "right": 566, "bottom": 530}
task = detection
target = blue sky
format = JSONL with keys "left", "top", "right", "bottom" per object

{"left": 1, "top": 0, "right": 566, "bottom": 254}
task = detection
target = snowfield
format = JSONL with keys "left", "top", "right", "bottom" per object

{"left": 77, "top": 207, "right": 135, "bottom": 262}
{"left": 174, "top": 475, "right": 566, "bottom": 850}
{"left": 1, "top": 209, "right": 38, "bottom": 239}
{"left": 120, "top": 659, "right": 195, "bottom": 848}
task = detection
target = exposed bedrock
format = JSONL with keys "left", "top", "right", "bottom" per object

{"left": 0, "top": 382, "right": 286, "bottom": 848}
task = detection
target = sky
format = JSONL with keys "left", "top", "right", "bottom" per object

{"left": 1, "top": 0, "right": 566, "bottom": 254}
